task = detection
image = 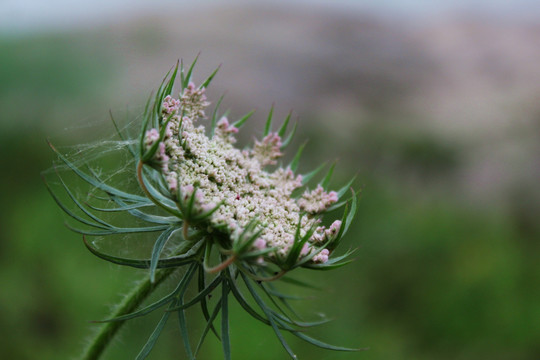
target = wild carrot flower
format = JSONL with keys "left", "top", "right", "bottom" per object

{"left": 46, "top": 59, "right": 360, "bottom": 360}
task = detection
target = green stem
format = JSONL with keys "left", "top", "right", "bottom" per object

{"left": 81, "top": 266, "right": 176, "bottom": 360}
{"left": 81, "top": 238, "right": 197, "bottom": 360}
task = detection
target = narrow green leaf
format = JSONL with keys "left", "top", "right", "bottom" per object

{"left": 326, "top": 200, "right": 347, "bottom": 212}
{"left": 328, "top": 197, "right": 353, "bottom": 251}
{"left": 242, "top": 274, "right": 297, "bottom": 359}
{"left": 289, "top": 142, "right": 307, "bottom": 173}
{"left": 164, "top": 60, "right": 179, "bottom": 97}
{"left": 89, "top": 191, "right": 167, "bottom": 224}
{"left": 87, "top": 166, "right": 149, "bottom": 204}
{"left": 150, "top": 227, "right": 176, "bottom": 282}
{"left": 221, "top": 109, "right": 231, "bottom": 119}
{"left": 176, "top": 296, "right": 195, "bottom": 360}
{"left": 157, "top": 64, "right": 174, "bottom": 97}
{"left": 95, "top": 268, "right": 191, "bottom": 323}
{"left": 304, "top": 259, "right": 354, "bottom": 270}
{"left": 154, "top": 256, "right": 199, "bottom": 269}
{"left": 226, "top": 269, "right": 301, "bottom": 331}
{"left": 165, "top": 239, "right": 205, "bottom": 262}
{"left": 55, "top": 171, "right": 114, "bottom": 228}
{"left": 321, "top": 162, "right": 336, "bottom": 190}
{"left": 140, "top": 99, "right": 153, "bottom": 155}
{"left": 152, "top": 65, "right": 174, "bottom": 128}
{"left": 138, "top": 176, "right": 178, "bottom": 212}
{"left": 202, "top": 241, "right": 214, "bottom": 274}
{"left": 180, "top": 59, "right": 185, "bottom": 89}
{"left": 254, "top": 274, "right": 301, "bottom": 324}
{"left": 191, "top": 200, "right": 224, "bottom": 222}
{"left": 140, "top": 114, "right": 172, "bottom": 162}
{"left": 184, "top": 184, "right": 200, "bottom": 220}
{"left": 86, "top": 201, "right": 152, "bottom": 213}
{"left": 280, "top": 276, "right": 321, "bottom": 290}
{"left": 221, "top": 279, "right": 231, "bottom": 360}
{"left": 168, "top": 273, "right": 222, "bottom": 311}
{"left": 195, "top": 296, "right": 223, "bottom": 356}
{"left": 290, "top": 331, "right": 364, "bottom": 352}
{"left": 113, "top": 197, "right": 178, "bottom": 225}
{"left": 301, "top": 162, "right": 326, "bottom": 185}
{"left": 266, "top": 288, "right": 305, "bottom": 301}
{"left": 231, "top": 109, "right": 255, "bottom": 129}
{"left": 198, "top": 264, "right": 221, "bottom": 340}
{"left": 237, "top": 246, "right": 277, "bottom": 260}
{"left": 86, "top": 166, "right": 149, "bottom": 205}
{"left": 294, "top": 219, "right": 345, "bottom": 266}
{"left": 263, "top": 281, "right": 302, "bottom": 320}
{"left": 135, "top": 309, "right": 172, "bottom": 360}
{"left": 278, "top": 111, "right": 292, "bottom": 138}
{"left": 82, "top": 236, "right": 195, "bottom": 269}
{"left": 96, "top": 293, "right": 173, "bottom": 323}
{"left": 226, "top": 267, "right": 282, "bottom": 324}
{"left": 336, "top": 176, "right": 357, "bottom": 199}
{"left": 301, "top": 249, "right": 357, "bottom": 270}
{"left": 200, "top": 64, "right": 221, "bottom": 89}
{"left": 281, "top": 121, "right": 297, "bottom": 148}
{"left": 43, "top": 177, "right": 109, "bottom": 230}
{"left": 264, "top": 104, "right": 274, "bottom": 136}
{"left": 68, "top": 223, "right": 170, "bottom": 236}
{"left": 109, "top": 110, "right": 137, "bottom": 158}
{"left": 210, "top": 93, "right": 226, "bottom": 138}
{"left": 48, "top": 141, "right": 147, "bottom": 202}
{"left": 285, "top": 216, "right": 311, "bottom": 269}
{"left": 234, "top": 218, "right": 262, "bottom": 253}
{"left": 342, "top": 188, "right": 357, "bottom": 237}
{"left": 182, "top": 53, "right": 200, "bottom": 89}
{"left": 271, "top": 309, "right": 331, "bottom": 328}
{"left": 138, "top": 168, "right": 184, "bottom": 218}
{"left": 153, "top": 66, "right": 174, "bottom": 128}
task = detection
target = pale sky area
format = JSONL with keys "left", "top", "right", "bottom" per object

{"left": 1, "top": 0, "right": 539, "bottom": 34}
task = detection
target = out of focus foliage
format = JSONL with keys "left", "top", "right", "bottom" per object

{"left": 1, "top": 8, "right": 539, "bottom": 359}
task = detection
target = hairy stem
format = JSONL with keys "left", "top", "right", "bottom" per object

{"left": 81, "top": 237, "right": 197, "bottom": 360}
{"left": 81, "top": 266, "right": 176, "bottom": 360}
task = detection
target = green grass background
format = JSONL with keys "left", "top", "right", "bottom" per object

{"left": 1, "top": 18, "right": 539, "bottom": 360}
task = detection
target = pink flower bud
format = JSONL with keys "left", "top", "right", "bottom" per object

{"left": 301, "top": 243, "right": 310, "bottom": 256}
{"left": 167, "top": 175, "right": 178, "bottom": 192}
{"left": 253, "top": 238, "right": 266, "bottom": 250}
{"left": 313, "top": 249, "right": 330, "bottom": 263}
{"left": 145, "top": 128, "right": 160, "bottom": 147}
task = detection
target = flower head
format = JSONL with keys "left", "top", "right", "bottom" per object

{"left": 48, "top": 60, "right": 359, "bottom": 359}
{"left": 147, "top": 87, "right": 348, "bottom": 267}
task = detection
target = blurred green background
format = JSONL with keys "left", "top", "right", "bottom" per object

{"left": 1, "top": 1, "right": 540, "bottom": 359}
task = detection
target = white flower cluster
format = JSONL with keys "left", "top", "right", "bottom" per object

{"left": 145, "top": 83, "right": 340, "bottom": 263}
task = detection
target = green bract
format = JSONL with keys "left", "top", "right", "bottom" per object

{"left": 47, "top": 59, "right": 360, "bottom": 360}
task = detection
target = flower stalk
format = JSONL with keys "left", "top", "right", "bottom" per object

{"left": 82, "top": 266, "right": 176, "bottom": 360}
